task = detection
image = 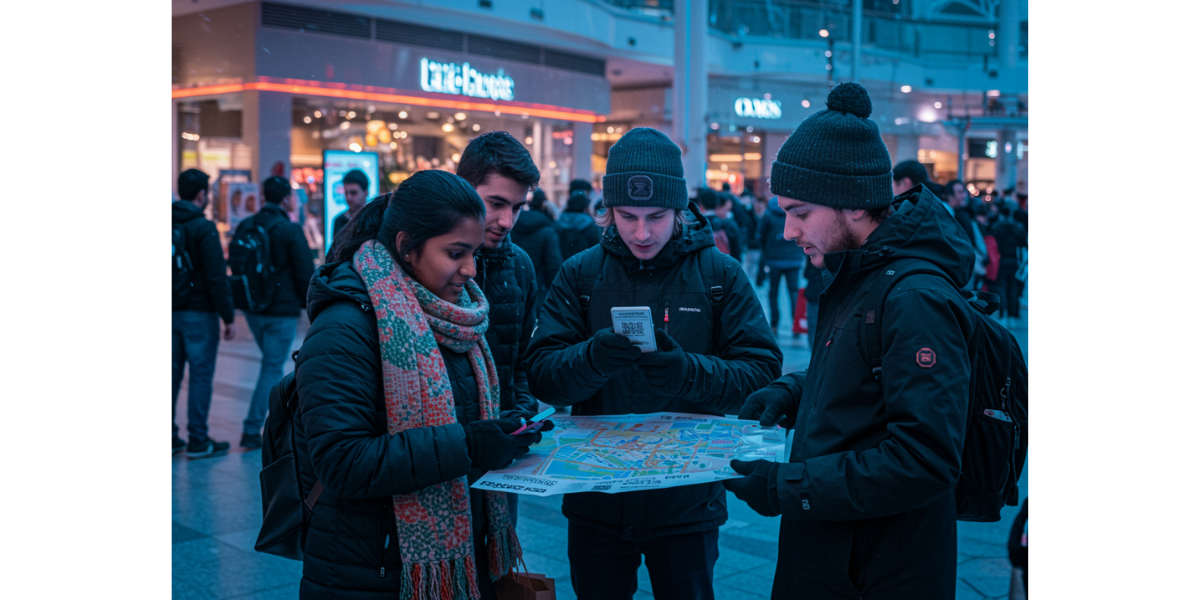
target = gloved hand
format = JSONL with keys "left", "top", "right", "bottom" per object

{"left": 738, "top": 383, "right": 801, "bottom": 429}
{"left": 722, "top": 459, "right": 781, "bottom": 517}
{"left": 463, "top": 418, "right": 555, "bottom": 472}
{"left": 636, "top": 328, "right": 692, "bottom": 397}
{"left": 589, "top": 328, "right": 644, "bottom": 377}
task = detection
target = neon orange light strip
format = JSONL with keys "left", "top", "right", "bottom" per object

{"left": 171, "top": 77, "right": 603, "bottom": 123}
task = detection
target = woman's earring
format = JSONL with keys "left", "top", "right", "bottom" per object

{"left": 404, "top": 254, "right": 410, "bottom": 261}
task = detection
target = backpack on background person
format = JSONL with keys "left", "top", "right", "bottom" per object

{"left": 172, "top": 222, "right": 194, "bottom": 308}
{"left": 712, "top": 228, "right": 732, "bottom": 255}
{"left": 859, "top": 258, "right": 1029, "bottom": 522}
{"left": 228, "top": 213, "right": 286, "bottom": 312}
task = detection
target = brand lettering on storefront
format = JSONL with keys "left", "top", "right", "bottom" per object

{"left": 420, "top": 58, "right": 515, "bottom": 101}
{"left": 734, "top": 96, "right": 782, "bottom": 119}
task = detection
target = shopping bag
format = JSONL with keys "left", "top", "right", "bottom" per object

{"left": 494, "top": 571, "right": 555, "bottom": 600}
{"left": 792, "top": 289, "right": 808, "bottom": 335}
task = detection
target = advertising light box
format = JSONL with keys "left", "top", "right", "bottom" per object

{"left": 323, "top": 150, "right": 379, "bottom": 253}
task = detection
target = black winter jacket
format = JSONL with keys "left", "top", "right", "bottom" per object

{"left": 767, "top": 187, "right": 975, "bottom": 599}
{"left": 235, "top": 204, "right": 315, "bottom": 316}
{"left": 294, "top": 261, "right": 477, "bottom": 599}
{"left": 509, "top": 209, "right": 563, "bottom": 297}
{"left": 172, "top": 201, "right": 235, "bottom": 324}
{"left": 705, "top": 213, "right": 744, "bottom": 262}
{"left": 758, "top": 198, "right": 806, "bottom": 269}
{"left": 555, "top": 211, "right": 602, "bottom": 261}
{"left": 525, "top": 206, "right": 782, "bottom": 542}
{"left": 475, "top": 238, "right": 540, "bottom": 419}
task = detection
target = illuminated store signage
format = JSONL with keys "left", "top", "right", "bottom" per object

{"left": 735, "top": 96, "right": 782, "bottom": 119}
{"left": 420, "top": 58, "right": 515, "bottom": 101}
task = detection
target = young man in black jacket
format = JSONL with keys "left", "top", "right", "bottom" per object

{"left": 172, "top": 169, "right": 236, "bottom": 458}
{"left": 726, "top": 83, "right": 975, "bottom": 600}
{"left": 525, "top": 127, "right": 782, "bottom": 600}
{"left": 237, "top": 176, "right": 315, "bottom": 450}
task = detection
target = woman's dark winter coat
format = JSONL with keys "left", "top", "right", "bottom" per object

{"left": 294, "top": 260, "right": 494, "bottom": 599}
{"left": 524, "top": 206, "right": 782, "bottom": 542}
{"left": 766, "top": 187, "right": 975, "bottom": 599}
{"left": 555, "top": 211, "right": 602, "bottom": 261}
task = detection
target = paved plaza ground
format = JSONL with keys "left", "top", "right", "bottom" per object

{"left": 173, "top": 263, "right": 1029, "bottom": 599}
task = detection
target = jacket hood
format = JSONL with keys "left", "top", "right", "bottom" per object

{"left": 822, "top": 185, "right": 974, "bottom": 290}
{"left": 512, "top": 209, "right": 554, "bottom": 235}
{"left": 556, "top": 211, "right": 595, "bottom": 232}
{"left": 766, "top": 197, "right": 785, "bottom": 217}
{"left": 307, "top": 260, "right": 371, "bottom": 322}
{"left": 172, "top": 200, "right": 205, "bottom": 223}
{"left": 600, "top": 202, "right": 715, "bottom": 270}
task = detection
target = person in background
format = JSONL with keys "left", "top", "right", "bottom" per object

{"left": 941, "top": 179, "right": 990, "bottom": 290}
{"left": 891, "top": 159, "right": 933, "bottom": 197}
{"left": 508, "top": 188, "right": 563, "bottom": 309}
{"left": 988, "top": 202, "right": 1028, "bottom": 327}
{"left": 330, "top": 168, "right": 369, "bottom": 243}
{"left": 525, "top": 127, "right": 782, "bottom": 600}
{"left": 172, "top": 169, "right": 236, "bottom": 458}
{"left": 237, "top": 176, "right": 315, "bottom": 450}
{"left": 728, "top": 83, "right": 974, "bottom": 600}
{"left": 696, "top": 187, "right": 744, "bottom": 262}
{"left": 302, "top": 200, "right": 324, "bottom": 261}
{"left": 295, "top": 170, "right": 549, "bottom": 599}
{"left": 757, "top": 196, "right": 806, "bottom": 336}
{"left": 454, "top": 130, "right": 545, "bottom": 525}
{"left": 556, "top": 190, "right": 602, "bottom": 262}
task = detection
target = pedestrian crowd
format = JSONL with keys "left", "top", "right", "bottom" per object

{"left": 172, "top": 82, "right": 1028, "bottom": 600}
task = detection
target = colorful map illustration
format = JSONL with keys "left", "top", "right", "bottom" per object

{"left": 471, "top": 412, "right": 787, "bottom": 496}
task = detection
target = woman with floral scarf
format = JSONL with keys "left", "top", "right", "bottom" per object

{"left": 293, "top": 169, "right": 552, "bottom": 599}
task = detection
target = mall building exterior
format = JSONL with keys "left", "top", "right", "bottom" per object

{"left": 173, "top": 0, "right": 1028, "bottom": 207}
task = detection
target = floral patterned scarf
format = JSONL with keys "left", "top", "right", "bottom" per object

{"left": 353, "top": 239, "right": 521, "bottom": 599}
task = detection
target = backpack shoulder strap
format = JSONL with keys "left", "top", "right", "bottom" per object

{"left": 577, "top": 246, "right": 607, "bottom": 321}
{"left": 860, "top": 258, "right": 956, "bottom": 378}
{"left": 698, "top": 245, "right": 734, "bottom": 320}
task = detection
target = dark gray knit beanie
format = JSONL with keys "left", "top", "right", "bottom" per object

{"left": 603, "top": 127, "right": 688, "bottom": 210}
{"left": 769, "top": 83, "right": 893, "bottom": 209}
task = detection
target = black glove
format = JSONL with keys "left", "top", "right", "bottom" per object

{"left": 636, "top": 328, "right": 692, "bottom": 397}
{"left": 722, "top": 459, "right": 781, "bottom": 517}
{"left": 738, "top": 383, "right": 800, "bottom": 429}
{"left": 463, "top": 418, "right": 554, "bottom": 472}
{"left": 589, "top": 328, "right": 644, "bottom": 377}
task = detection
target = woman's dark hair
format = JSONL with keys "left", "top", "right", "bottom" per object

{"left": 331, "top": 170, "right": 485, "bottom": 265}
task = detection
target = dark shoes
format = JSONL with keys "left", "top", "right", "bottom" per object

{"left": 186, "top": 437, "right": 231, "bottom": 460}
{"left": 173, "top": 435, "right": 186, "bottom": 455}
{"left": 240, "top": 433, "right": 263, "bottom": 450}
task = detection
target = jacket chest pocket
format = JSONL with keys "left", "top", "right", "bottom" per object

{"left": 663, "top": 293, "right": 714, "bottom": 355}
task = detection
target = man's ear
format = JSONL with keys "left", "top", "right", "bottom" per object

{"left": 845, "top": 209, "right": 868, "bottom": 223}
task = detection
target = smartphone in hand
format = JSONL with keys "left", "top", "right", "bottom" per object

{"left": 610, "top": 306, "right": 657, "bottom": 353}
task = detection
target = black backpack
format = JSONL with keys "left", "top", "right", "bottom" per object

{"left": 255, "top": 351, "right": 324, "bottom": 560}
{"left": 859, "top": 258, "right": 1028, "bottom": 523}
{"left": 172, "top": 222, "right": 194, "bottom": 308}
{"left": 229, "top": 214, "right": 285, "bottom": 312}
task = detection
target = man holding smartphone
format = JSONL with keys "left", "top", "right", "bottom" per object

{"left": 524, "top": 127, "right": 782, "bottom": 600}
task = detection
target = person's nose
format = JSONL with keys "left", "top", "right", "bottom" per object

{"left": 462, "top": 258, "right": 477, "bottom": 279}
{"left": 635, "top": 220, "right": 649, "bottom": 241}
{"left": 783, "top": 216, "right": 800, "bottom": 242}
{"left": 497, "top": 210, "right": 513, "bottom": 231}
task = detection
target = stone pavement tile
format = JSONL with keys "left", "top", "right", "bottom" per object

{"left": 954, "top": 577, "right": 988, "bottom": 600}
{"left": 173, "top": 487, "right": 265, "bottom": 537}
{"left": 714, "top": 546, "right": 774, "bottom": 579}
{"left": 173, "top": 520, "right": 207, "bottom": 544}
{"left": 221, "top": 581, "right": 302, "bottom": 600}
{"left": 956, "top": 534, "right": 1007, "bottom": 560}
{"left": 172, "top": 537, "right": 301, "bottom": 600}
{"left": 715, "top": 564, "right": 776, "bottom": 598}
{"left": 718, "top": 531, "right": 779, "bottom": 562}
{"left": 212, "top": 527, "right": 264, "bottom": 553}
{"left": 714, "top": 580, "right": 772, "bottom": 600}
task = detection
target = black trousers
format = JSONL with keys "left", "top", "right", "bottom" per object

{"left": 568, "top": 522, "right": 719, "bottom": 600}
{"left": 767, "top": 266, "right": 801, "bottom": 328}
{"left": 992, "top": 261, "right": 1023, "bottom": 319}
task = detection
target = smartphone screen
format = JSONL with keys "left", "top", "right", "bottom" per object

{"left": 610, "top": 306, "right": 657, "bottom": 353}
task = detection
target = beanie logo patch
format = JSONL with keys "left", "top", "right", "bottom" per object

{"left": 628, "top": 175, "right": 653, "bottom": 202}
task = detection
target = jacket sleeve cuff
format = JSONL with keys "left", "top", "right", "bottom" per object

{"left": 432, "top": 424, "right": 472, "bottom": 483}
{"left": 775, "top": 461, "right": 811, "bottom": 519}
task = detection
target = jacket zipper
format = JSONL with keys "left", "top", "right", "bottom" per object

{"left": 379, "top": 503, "right": 389, "bottom": 578}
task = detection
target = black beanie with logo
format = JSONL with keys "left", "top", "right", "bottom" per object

{"left": 603, "top": 127, "right": 689, "bottom": 211}
{"left": 769, "top": 83, "right": 893, "bottom": 210}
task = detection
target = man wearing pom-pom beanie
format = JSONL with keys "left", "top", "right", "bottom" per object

{"left": 724, "top": 83, "right": 976, "bottom": 599}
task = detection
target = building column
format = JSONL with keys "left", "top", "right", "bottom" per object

{"left": 242, "top": 90, "right": 292, "bottom": 183}
{"left": 895, "top": 134, "right": 920, "bottom": 164}
{"left": 673, "top": 0, "right": 708, "bottom": 191}
{"left": 994, "top": 127, "right": 1018, "bottom": 192}
{"left": 1000, "top": 0, "right": 1020, "bottom": 72}
{"left": 172, "top": 100, "right": 180, "bottom": 198}
{"left": 573, "top": 121, "right": 593, "bottom": 185}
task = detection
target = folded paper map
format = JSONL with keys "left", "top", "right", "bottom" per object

{"left": 470, "top": 412, "right": 788, "bottom": 496}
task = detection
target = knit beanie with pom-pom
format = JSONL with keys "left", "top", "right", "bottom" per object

{"left": 769, "top": 83, "right": 893, "bottom": 210}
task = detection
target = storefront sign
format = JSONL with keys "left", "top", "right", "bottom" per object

{"left": 420, "top": 58, "right": 515, "bottom": 101}
{"left": 735, "top": 96, "right": 782, "bottom": 119}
